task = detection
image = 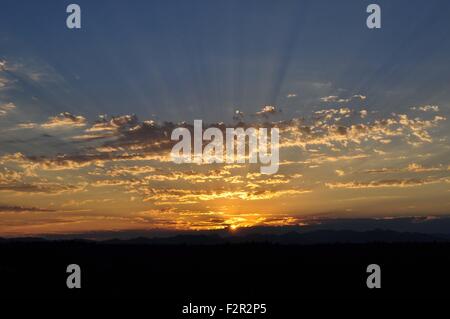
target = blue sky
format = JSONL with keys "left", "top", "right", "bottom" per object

{"left": 1, "top": 0, "right": 449, "bottom": 123}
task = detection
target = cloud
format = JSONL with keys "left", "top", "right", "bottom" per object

{"left": 0, "top": 205, "right": 54, "bottom": 213}
{"left": 0, "top": 104, "right": 446, "bottom": 201}
{"left": 0, "top": 100, "right": 447, "bottom": 232}
{"left": 326, "top": 177, "right": 446, "bottom": 189}
{"left": 0, "top": 59, "right": 16, "bottom": 90}
{"left": 335, "top": 169, "right": 345, "bottom": 176}
{"left": 0, "top": 159, "right": 88, "bottom": 193}
{"left": 137, "top": 185, "right": 311, "bottom": 205}
{"left": 85, "top": 114, "right": 139, "bottom": 133}
{"left": 1, "top": 150, "right": 172, "bottom": 174}
{"left": 0, "top": 166, "right": 27, "bottom": 184}
{"left": 0, "top": 104, "right": 446, "bottom": 184}
{"left": 71, "top": 132, "right": 117, "bottom": 141}
{"left": 406, "top": 163, "right": 443, "bottom": 173}
{"left": 320, "top": 94, "right": 366, "bottom": 103}
{"left": 5, "top": 105, "right": 445, "bottom": 178}
{"left": 0, "top": 102, "right": 16, "bottom": 117}
{"left": 41, "top": 112, "right": 87, "bottom": 128}
{"left": 411, "top": 105, "right": 439, "bottom": 112}
{"left": 233, "top": 109, "right": 245, "bottom": 121}
{"left": 0, "top": 75, "right": 12, "bottom": 89}
{"left": 16, "top": 122, "right": 38, "bottom": 129}
{"left": 314, "top": 107, "right": 352, "bottom": 119}
{"left": 103, "top": 165, "right": 156, "bottom": 177}
{"left": 362, "top": 163, "right": 447, "bottom": 174}
{"left": 359, "top": 110, "right": 368, "bottom": 118}
{"left": 320, "top": 95, "right": 341, "bottom": 103}
{"left": 280, "top": 110, "right": 446, "bottom": 149}
{"left": 352, "top": 94, "right": 367, "bottom": 100}
{"left": 2, "top": 57, "right": 64, "bottom": 84}
{"left": 0, "top": 182, "right": 86, "bottom": 194}
{"left": 256, "top": 105, "right": 278, "bottom": 116}
{"left": 396, "top": 113, "right": 446, "bottom": 144}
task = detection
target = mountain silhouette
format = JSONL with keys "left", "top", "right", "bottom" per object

{"left": 1, "top": 229, "right": 446, "bottom": 244}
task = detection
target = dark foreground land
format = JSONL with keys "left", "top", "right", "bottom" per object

{"left": 1, "top": 237, "right": 450, "bottom": 306}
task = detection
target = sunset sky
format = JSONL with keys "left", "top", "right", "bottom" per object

{"left": 0, "top": 0, "right": 449, "bottom": 237}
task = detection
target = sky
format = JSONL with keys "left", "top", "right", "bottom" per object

{"left": 0, "top": 0, "right": 449, "bottom": 237}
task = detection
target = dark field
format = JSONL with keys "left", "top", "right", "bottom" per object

{"left": 1, "top": 240, "right": 450, "bottom": 310}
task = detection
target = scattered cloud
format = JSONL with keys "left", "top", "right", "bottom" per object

{"left": 16, "top": 122, "right": 38, "bottom": 129}
{"left": 362, "top": 163, "right": 447, "bottom": 174}
{"left": 320, "top": 94, "right": 366, "bottom": 103}
{"left": 0, "top": 102, "right": 16, "bottom": 117}
{"left": 0, "top": 205, "right": 55, "bottom": 213}
{"left": 411, "top": 105, "right": 439, "bottom": 112}
{"left": 143, "top": 187, "right": 311, "bottom": 205}
{"left": 41, "top": 112, "right": 87, "bottom": 128}
{"left": 2, "top": 57, "right": 64, "bottom": 84}
{"left": 256, "top": 105, "right": 278, "bottom": 116}
{"left": 0, "top": 182, "right": 86, "bottom": 195}
{"left": 233, "top": 109, "right": 245, "bottom": 121}
{"left": 335, "top": 169, "right": 345, "bottom": 177}
{"left": 0, "top": 98, "right": 448, "bottom": 234}
{"left": 326, "top": 177, "right": 446, "bottom": 189}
